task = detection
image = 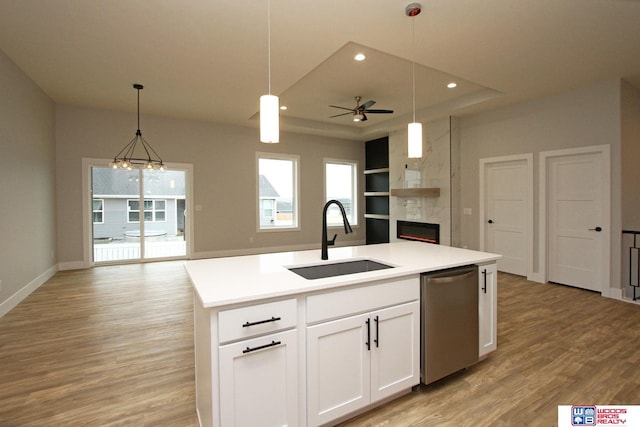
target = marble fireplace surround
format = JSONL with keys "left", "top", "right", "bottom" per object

{"left": 388, "top": 116, "right": 460, "bottom": 247}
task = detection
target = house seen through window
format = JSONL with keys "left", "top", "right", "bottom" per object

{"left": 258, "top": 154, "right": 299, "bottom": 230}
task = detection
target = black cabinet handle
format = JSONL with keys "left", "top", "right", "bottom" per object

{"left": 242, "top": 316, "right": 281, "bottom": 328}
{"left": 365, "top": 318, "right": 371, "bottom": 351}
{"left": 589, "top": 226, "right": 602, "bottom": 232}
{"left": 374, "top": 316, "right": 379, "bottom": 348}
{"left": 482, "top": 269, "right": 487, "bottom": 294}
{"left": 488, "top": 219, "right": 494, "bottom": 224}
{"left": 242, "top": 340, "right": 281, "bottom": 354}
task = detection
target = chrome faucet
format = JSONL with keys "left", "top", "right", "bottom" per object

{"left": 322, "top": 200, "right": 353, "bottom": 260}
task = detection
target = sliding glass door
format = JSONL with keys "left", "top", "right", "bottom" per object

{"left": 91, "top": 166, "right": 187, "bottom": 263}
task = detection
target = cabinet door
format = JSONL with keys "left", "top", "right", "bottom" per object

{"left": 219, "top": 329, "right": 298, "bottom": 427}
{"left": 307, "top": 314, "right": 371, "bottom": 427}
{"left": 370, "top": 301, "right": 420, "bottom": 403}
{"left": 479, "top": 263, "right": 498, "bottom": 357}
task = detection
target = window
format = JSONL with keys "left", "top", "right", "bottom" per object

{"left": 92, "top": 199, "right": 104, "bottom": 224}
{"left": 128, "top": 199, "right": 166, "bottom": 223}
{"left": 324, "top": 160, "right": 358, "bottom": 226}
{"left": 258, "top": 153, "right": 299, "bottom": 230}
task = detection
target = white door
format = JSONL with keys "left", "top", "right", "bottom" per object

{"left": 219, "top": 329, "right": 298, "bottom": 427}
{"left": 306, "top": 314, "right": 370, "bottom": 427}
{"left": 370, "top": 301, "right": 420, "bottom": 403}
{"left": 546, "top": 150, "right": 607, "bottom": 292}
{"left": 481, "top": 156, "right": 531, "bottom": 276}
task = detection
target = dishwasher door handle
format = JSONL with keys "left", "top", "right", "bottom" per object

{"left": 425, "top": 269, "right": 477, "bottom": 284}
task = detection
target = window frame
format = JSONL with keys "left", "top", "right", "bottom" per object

{"left": 256, "top": 152, "right": 300, "bottom": 232}
{"left": 324, "top": 158, "right": 359, "bottom": 227}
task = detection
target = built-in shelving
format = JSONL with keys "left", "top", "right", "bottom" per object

{"left": 390, "top": 188, "right": 441, "bottom": 197}
{"left": 365, "top": 137, "right": 390, "bottom": 244}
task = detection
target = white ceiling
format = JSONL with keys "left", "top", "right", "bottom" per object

{"left": 1, "top": 0, "right": 640, "bottom": 140}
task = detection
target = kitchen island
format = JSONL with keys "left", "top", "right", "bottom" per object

{"left": 186, "top": 241, "right": 501, "bottom": 427}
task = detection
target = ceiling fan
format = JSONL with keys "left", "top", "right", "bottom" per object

{"left": 329, "top": 96, "right": 394, "bottom": 122}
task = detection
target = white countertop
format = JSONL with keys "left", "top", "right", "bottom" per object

{"left": 185, "top": 241, "right": 501, "bottom": 308}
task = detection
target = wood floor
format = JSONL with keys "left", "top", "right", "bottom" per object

{"left": 1, "top": 264, "right": 639, "bottom": 426}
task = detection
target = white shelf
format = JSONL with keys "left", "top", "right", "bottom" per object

{"left": 364, "top": 168, "right": 390, "bottom": 175}
{"left": 364, "top": 191, "right": 390, "bottom": 197}
{"left": 364, "top": 214, "right": 390, "bottom": 220}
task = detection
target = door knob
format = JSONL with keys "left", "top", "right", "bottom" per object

{"left": 588, "top": 226, "right": 602, "bottom": 232}
{"left": 488, "top": 219, "right": 494, "bottom": 224}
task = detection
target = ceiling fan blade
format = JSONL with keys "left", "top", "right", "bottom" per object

{"left": 329, "top": 112, "right": 353, "bottom": 118}
{"left": 360, "top": 100, "right": 376, "bottom": 110}
{"left": 361, "top": 113, "right": 368, "bottom": 121}
{"left": 329, "top": 105, "right": 355, "bottom": 112}
{"left": 364, "top": 109, "right": 394, "bottom": 114}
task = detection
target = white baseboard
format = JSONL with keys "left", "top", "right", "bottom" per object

{"left": 58, "top": 260, "right": 90, "bottom": 271}
{"left": 0, "top": 264, "right": 58, "bottom": 318}
{"left": 606, "top": 287, "right": 623, "bottom": 300}
{"left": 527, "top": 272, "right": 545, "bottom": 283}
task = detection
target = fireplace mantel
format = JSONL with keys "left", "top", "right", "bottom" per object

{"left": 390, "top": 188, "right": 440, "bottom": 197}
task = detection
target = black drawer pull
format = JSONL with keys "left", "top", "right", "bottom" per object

{"left": 242, "top": 340, "right": 282, "bottom": 354}
{"left": 374, "top": 316, "right": 379, "bottom": 348}
{"left": 242, "top": 316, "right": 281, "bottom": 328}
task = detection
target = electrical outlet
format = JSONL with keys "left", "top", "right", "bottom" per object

{"left": 463, "top": 208, "right": 472, "bottom": 215}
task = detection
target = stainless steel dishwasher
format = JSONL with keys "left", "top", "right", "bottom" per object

{"left": 421, "top": 265, "right": 479, "bottom": 384}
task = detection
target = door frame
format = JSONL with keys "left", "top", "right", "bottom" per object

{"left": 479, "top": 153, "right": 534, "bottom": 279}
{"left": 539, "top": 145, "right": 610, "bottom": 291}
{"left": 81, "top": 158, "right": 194, "bottom": 267}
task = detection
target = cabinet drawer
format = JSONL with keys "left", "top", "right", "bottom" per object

{"left": 306, "top": 275, "right": 419, "bottom": 324}
{"left": 219, "top": 299, "right": 297, "bottom": 344}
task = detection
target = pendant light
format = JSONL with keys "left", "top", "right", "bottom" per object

{"left": 407, "top": 3, "right": 422, "bottom": 159}
{"left": 110, "top": 84, "right": 165, "bottom": 170}
{"left": 260, "top": 0, "right": 279, "bottom": 143}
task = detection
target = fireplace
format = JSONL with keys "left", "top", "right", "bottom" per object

{"left": 397, "top": 220, "right": 440, "bottom": 244}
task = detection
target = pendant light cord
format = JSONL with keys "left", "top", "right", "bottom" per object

{"left": 267, "top": 0, "right": 272, "bottom": 96}
{"left": 411, "top": 16, "right": 416, "bottom": 123}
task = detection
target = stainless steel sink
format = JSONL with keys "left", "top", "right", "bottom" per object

{"left": 288, "top": 259, "right": 394, "bottom": 280}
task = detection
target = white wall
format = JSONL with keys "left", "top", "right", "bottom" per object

{"left": 55, "top": 105, "right": 365, "bottom": 266}
{"left": 459, "top": 80, "right": 623, "bottom": 289}
{"left": 0, "top": 50, "right": 57, "bottom": 315}
{"left": 621, "top": 80, "right": 640, "bottom": 231}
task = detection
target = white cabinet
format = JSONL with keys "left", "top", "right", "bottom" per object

{"left": 215, "top": 298, "right": 299, "bottom": 427}
{"left": 478, "top": 263, "right": 498, "bottom": 357}
{"left": 306, "top": 301, "right": 420, "bottom": 427}
{"left": 219, "top": 329, "right": 299, "bottom": 427}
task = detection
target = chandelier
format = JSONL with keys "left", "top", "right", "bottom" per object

{"left": 110, "top": 84, "right": 166, "bottom": 170}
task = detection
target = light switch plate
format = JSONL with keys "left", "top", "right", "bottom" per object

{"left": 463, "top": 208, "right": 472, "bottom": 215}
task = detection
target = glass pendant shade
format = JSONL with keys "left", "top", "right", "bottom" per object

{"left": 408, "top": 122, "right": 423, "bottom": 158}
{"left": 260, "top": 94, "right": 279, "bottom": 143}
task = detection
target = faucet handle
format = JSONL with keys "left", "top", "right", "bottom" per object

{"left": 327, "top": 234, "right": 337, "bottom": 246}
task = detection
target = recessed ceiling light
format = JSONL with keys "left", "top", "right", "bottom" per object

{"left": 354, "top": 53, "right": 366, "bottom": 61}
{"left": 280, "top": 105, "right": 287, "bottom": 110}
{"left": 447, "top": 82, "right": 458, "bottom": 88}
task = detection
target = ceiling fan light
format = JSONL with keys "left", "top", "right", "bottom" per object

{"left": 353, "top": 113, "right": 364, "bottom": 122}
{"left": 260, "top": 94, "right": 280, "bottom": 143}
{"left": 408, "top": 122, "right": 423, "bottom": 158}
